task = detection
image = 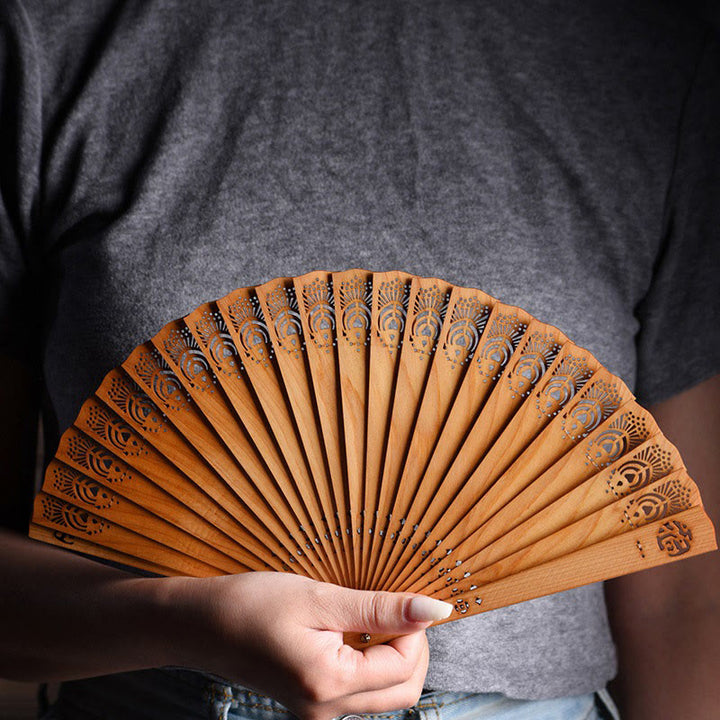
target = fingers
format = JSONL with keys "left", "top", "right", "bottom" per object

{"left": 309, "top": 582, "right": 452, "bottom": 635}
{"left": 293, "top": 631, "right": 430, "bottom": 720}
{"left": 339, "top": 634, "right": 430, "bottom": 715}
{"left": 191, "top": 573, "right": 436, "bottom": 720}
{"left": 331, "top": 626, "right": 428, "bottom": 694}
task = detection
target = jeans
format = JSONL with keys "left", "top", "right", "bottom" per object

{"left": 42, "top": 668, "right": 620, "bottom": 720}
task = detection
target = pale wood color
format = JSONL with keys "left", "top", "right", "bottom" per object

{"left": 217, "top": 287, "right": 335, "bottom": 579}
{"left": 29, "top": 522, "right": 182, "bottom": 577}
{"left": 392, "top": 365, "right": 636, "bottom": 591}
{"left": 376, "top": 312, "right": 552, "bottom": 589}
{"left": 254, "top": 278, "right": 346, "bottom": 583}
{"left": 30, "top": 270, "right": 717, "bottom": 637}
{"left": 54, "top": 422, "right": 262, "bottom": 571}
{"left": 183, "top": 301, "right": 323, "bottom": 575}
{"left": 331, "top": 269, "right": 373, "bottom": 586}
{"left": 41, "top": 459, "right": 247, "bottom": 574}
{"left": 294, "top": 271, "right": 353, "bottom": 585}
{"left": 426, "top": 470, "right": 700, "bottom": 598}
{"left": 76, "top": 389, "right": 291, "bottom": 573}
{"left": 123, "top": 340, "right": 310, "bottom": 573}
{"left": 367, "top": 276, "right": 453, "bottom": 589}
{"left": 31, "top": 493, "right": 223, "bottom": 577}
{"left": 370, "top": 285, "right": 495, "bottom": 590}
{"left": 360, "top": 270, "right": 412, "bottom": 587}
{"left": 345, "top": 505, "right": 716, "bottom": 648}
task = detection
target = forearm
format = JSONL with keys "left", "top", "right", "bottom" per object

{"left": 607, "top": 375, "right": 720, "bottom": 718}
{"left": 0, "top": 529, "right": 182, "bottom": 681}
{"left": 607, "top": 559, "right": 720, "bottom": 718}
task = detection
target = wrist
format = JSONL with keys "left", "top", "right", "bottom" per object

{"left": 145, "top": 575, "right": 217, "bottom": 671}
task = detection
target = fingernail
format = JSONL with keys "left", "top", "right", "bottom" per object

{"left": 407, "top": 595, "right": 453, "bottom": 622}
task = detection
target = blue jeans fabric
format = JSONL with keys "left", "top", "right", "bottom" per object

{"left": 42, "top": 668, "right": 620, "bottom": 720}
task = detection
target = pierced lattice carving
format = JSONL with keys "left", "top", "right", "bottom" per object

{"left": 607, "top": 444, "right": 675, "bottom": 496}
{"left": 536, "top": 353, "right": 595, "bottom": 418}
{"left": 48, "top": 465, "right": 118, "bottom": 511}
{"left": 454, "top": 598, "right": 469, "bottom": 614}
{"left": 442, "top": 296, "right": 490, "bottom": 369}
{"left": 561, "top": 379, "right": 624, "bottom": 440}
{"left": 264, "top": 285, "right": 304, "bottom": 357}
{"left": 192, "top": 310, "right": 241, "bottom": 377}
{"left": 375, "top": 278, "right": 409, "bottom": 353}
{"left": 28, "top": 269, "right": 716, "bottom": 644}
{"left": 584, "top": 411, "right": 650, "bottom": 469}
{"left": 53, "top": 531, "right": 75, "bottom": 545}
{"left": 226, "top": 294, "right": 272, "bottom": 366}
{"left": 656, "top": 520, "right": 693, "bottom": 556}
{"left": 474, "top": 313, "right": 528, "bottom": 381}
{"left": 133, "top": 351, "right": 188, "bottom": 412}
{"left": 64, "top": 432, "right": 131, "bottom": 484}
{"left": 337, "top": 275, "right": 372, "bottom": 349}
{"left": 162, "top": 327, "right": 215, "bottom": 392}
{"left": 507, "top": 331, "right": 562, "bottom": 396}
{"left": 106, "top": 377, "right": 168, "bottom": 434}
{"left": 410, "top": 286, "right": 448, "bottom": 356}
{"left": 40, "top": 496, "right": 108, "bottom": 537}
{"left": 301, "top": 278, "right": 335, "bottom": 350}
{"left": 85, "top": 405, "right": 147, "bottom": 458}
{"left": 623, "top": 478, "right": 692, "bottom": 527}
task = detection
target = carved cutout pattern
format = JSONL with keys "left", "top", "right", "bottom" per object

{"left": 133, "top": 351, "right": 189, "bottom": 412}
{"left": 107, "top": 377, "right": 168, "bottom": 434}
{"left": 375, "top": 278, "right": 410, "bottom": 354}
{"left": 584, "top": 411, "right": 650, "bottom": 469}
{"left": 301, "top": 278, "right": 335, "bottom": 350}
{"left": 265, "top": 285, "right": 304, "bottom": 357}
{"left": 226, "top": 295, "right": 272, "bottom": 366}
{"left": 474, "top": 314, "right": 528, "bottom": 381}
{"left": 31, "top": 271, "right": 715, "bottom": 628}
{"left": 49, "top": 465, "right": 119, "bottom": 511}
{"left": 65, "top": 433, "right": 130, "bottom": 484}
{"left": 656, "top": 520, "right": 693, "bottom": 556}
{"left": 442, "top": 296, "right": 491, "bottom": 369}
{"left": 454, "top": 598, "right": 469, "bottom": 614}
{"left": 86, "top": 405, "right": 147, "bottom": 458}
{"left": 410, "top": 286, "right": 448, "bottom": 356}
{"left": 561, "top": 380, "right": 623, "bottom": 440}
{"left": 163, "top": 327, "right": 215, "bottom": 392}
{"left": 53, "top": 531, "right": 75, "bottom": 545}
{"left": 536, "top": 354, "right": 594, "bottom": 418}
{"left": 40, "top": 496, "right": 108, "bottom": 537}
{"left": 193, "top": 310, "right": 241, "bottom": 376}
{"left": 507, "top": 331, "right": 562, "bottom": 396}
{"left": 623, "top": 478, "right": 692, "bottom": 527}
{"left": 607, "top": 444, "right": 675, "bottom": 497}
{"left": 337, "top": 275, "right": 372, "bottom": 348}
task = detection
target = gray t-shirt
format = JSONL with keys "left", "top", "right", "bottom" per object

{"left": 1, "top": 0, "right": 719, "bottom": 701}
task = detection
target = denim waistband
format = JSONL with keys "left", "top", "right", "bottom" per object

{"left": 44, "top": 668, "right": 619, "bottom": 720}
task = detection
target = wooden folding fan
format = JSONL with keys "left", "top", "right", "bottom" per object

{"left": 29, "top": 269, "right": 717, "bottom": 646}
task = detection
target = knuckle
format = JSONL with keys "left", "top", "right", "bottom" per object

{"left": 403, "top": 687, "right": 423, "bottom": 709}
{"left": 295, "top": 669, "right": 338, "bottom": 705}
{"left": 397, "top": 659, "right": 416, "bottom": 684}
{"left": 307, "top": 581, "right": 337, "bottom": 617}
{"left": 331, "top": 659, "right": 357, "bottom": 694}
{"left": 364, "top": 591, "right": 389, "bottom": 629}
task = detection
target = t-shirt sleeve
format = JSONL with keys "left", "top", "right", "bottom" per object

{"left": 0, "top": 1, "right": 43, "bottom": 359}
{"left": 634, "top": 29, "right": 720, "bottom": 406}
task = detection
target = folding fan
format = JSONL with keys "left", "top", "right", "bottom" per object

{"left": 29, "top": 269, "right": 717, "bottom": 647}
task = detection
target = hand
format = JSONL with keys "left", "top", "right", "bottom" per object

{"left": 170, "top": 571, "right": 451, "bottom": 720}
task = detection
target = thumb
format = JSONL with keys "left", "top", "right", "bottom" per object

{"left": 314, "top": 585, "right": 453, "bottom": 634}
